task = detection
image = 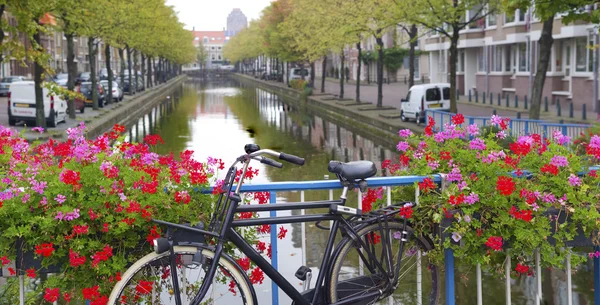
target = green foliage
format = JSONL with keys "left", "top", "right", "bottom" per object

{"left": 360, "top": 50, "right": 377, "bottom": 65}
{"left": 383, "top": 47, "right": 408, "bottom": 73}
{"left": 290, "top": 79, "right": 307, "bottom": 90}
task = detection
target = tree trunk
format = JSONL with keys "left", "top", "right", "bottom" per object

{"left": 530, "top": 16, "right": 554, "bottom": 120}
{"left": 310, "top": 62, "right": 315, "bottom": 89}
{"left": 321, "top": 55, "right": 327, "bottom": 93}
{"left": 105, "top": 44, "right": 113, "bottom": 104}
{"left": 449, "top": 29, "right": 460, "bottom": 113}
{"left": 33, "top": 29, "right": 46, "bottom": 128}
{"left": 88, "top": 38, "right": 99, "bottom": 110}
{"left": 0, "top": 5, "right": 5, "bottom": 65}
{"left": 286, "top": 62, "right": 290, "bottom": 86}
{"left": 147, "top": 56, "right": 152, "bottom": 88}
{"left": 66, "top": 32, "right": 76, "bottom": 118}
{"left": 356, "top": 42, "right": 362, "bottom": 103}
{"left": 119, "top": 48, "right": 125, "bottom": 90}
{"left": 134, "top": 49, "right": 139, "bottom": 91}
{"left": 141, "top": 53, "right": 146, "bottom": 90}
{"left": 126, "top": 46, "right": 133, "bottom": 94}
{"left": 376, "top": 34, "right": 384, "bottom": 108}
{"left": 339, "top": 51, "right": 345, "bottom": 99}
{"left": 153, "top": 58, "right": 158, "bottom": 86}
{"left": 408, "top": 24, "right": 418, "bottom": 88}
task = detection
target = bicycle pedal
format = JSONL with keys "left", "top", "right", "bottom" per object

{"left": 295, "top": 266, "right": 312, "bottom": 292}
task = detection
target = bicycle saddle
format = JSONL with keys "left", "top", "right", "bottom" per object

{"left": 328, "top": 160, "right": 377, "bottom": 181}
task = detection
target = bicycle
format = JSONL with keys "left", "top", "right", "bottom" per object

{"left": 108, "top": 144, "right": 439, "bottom": 305}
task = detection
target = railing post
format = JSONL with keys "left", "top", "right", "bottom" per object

{"left": 536, "top": 249, "right": 542, "bottom": 305}
{"left": 583, "top": 104, "right": 587, "bottom": 120}
{"left": 566, "top": 251, "right": 572, "bottom": 305}
{"left": 594, "top": 246, "right": 600, "bottom": 305}
{"left": 505, "top": 251, "right": 511, "bottom": 305}
{"left": 498, "top": 93, "right": 501, "bottom": 106}
{"left": 544, "top": 96, "right": 549, "bottom": 112}
{"left": 506, "top": 94, "right": 509, "bottom": 108}
{"left": 514, "top": 95, "right": 519, "bottom": 108}
{"left": 469, "top": 89, "right": 472, "bottom": 102}
{"left": 476, "top": 263, "right": 483, "bottom": 305}
{"left": 483, "top": 92, "right": 486, "bottom": 104}
{"left": 524, "top": 95, "right": 528, "bottom": 110}
{"left": 269, "top": 191, "right": 279, "bottom": 305}
{"left": 445, "top": 248, "right": 455, "bottom": 305}
{"left": 475, "top": 91, "right": 479, "bottom": 103}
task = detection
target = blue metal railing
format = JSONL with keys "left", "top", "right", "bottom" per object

{"left": 230, "top": 175, "right": 600, "bottom": 305}
{"left": 426, "top": 109, "right": 591, "bottom": 141}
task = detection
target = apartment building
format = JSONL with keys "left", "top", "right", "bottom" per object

{"left": 192, "top": 30, "right": 229, "bottom": 69}
{"left": 424, "top": 8, "right": 598, "bottom": 110}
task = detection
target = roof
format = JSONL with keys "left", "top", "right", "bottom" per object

{"left": 191, "top": 31, "right": 227, "bottom": 46}
{"left": 410, "top": 83, "right": 450, "bottom": 90}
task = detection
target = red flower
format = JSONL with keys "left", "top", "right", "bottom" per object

{"left": 277, "top": 226, "right": 288, "bottom": 239}
{"left": 237, "top": 257, "right": 251, "bottom": 271}
{"left": 26, "top": 267, "right": 36, "bottom": 279}
{"left": 590, "top": 170, "right": 598, "bottom": 178}
{"left": 60, "top": 169, "right": 81, "bottom": 186}
{"left": 418, "top": 178, "right": 436, "bottom": 193}
{"left": 424, "top": 126, "right": 433, "bottom": 136}
{"left": 451, "top": 114, "right": 465, "bottom": 125}
{"left": 257, "top": 224, "right": 270, "bottom": 234}
{"left": 90, "top": 296, "right": 108, "bottom": 305}
{"left": 35, "top": 243, "right": 55, "bottom": 257}
{"left": 102, "top": 223, "right": 109, "bottom": 233}
{"left": 44, "top": 288, "right": 60, "bottom": 302}
{"left": 368, "top": 233, "right": 381, "bottom": 244}
{"left": 509, "top": 207, "right": 533, "bottom": 222}
{"left": 448, "top": 194, "right": 465, "bottom": 206}
{"left": 113, "top": 124, "right": 126, "bottom": 133}
{"left": 143, "top": 134, "right": 164, "bottom": 146}
{"left": 496, "top": 176, "right": 516, "bottom": 196}
{"left": 82, "top": 286, "right": 100, "bottom": 300}
{"left": 135, "top": 280, "right": 154, "bottom": 295}
{"left": 88, "top": 208, "right": 99, "bottom": 220}
{"left": 509, "top": 142, "right": 531, "bottom": 156}
{"left": 499, "top": 118, "right": 509, "bottom": 130}
{"left": 73, "top": 225, "right": 89, "bottom": 235}
{"left": 399, "top": 154, "right": 410, "bottom": 166}
{"left": 253, "top": 192, "right": 269, "bottom": 204}
{"left": 146, "top": 226, "right": 161, "bottom": 243}
{"left": 69, "top": 249, "right": 86, "bottom": 267}
{"left": 399, "top": 205, "right": 413, "bottom": 219}
{"left": 515, "top": 263, "right": 530, "bottom": 275}
{"left": 63, "top": 292, "right": 72, "bottom": 303}
{"left": 249, "top": 267, "right": 265, "bottom": 285}
{"left": 8, "top": 267, "right": 15, "bottom": 275}
{"left": 126, "top": 200, "right": 141, "bottom": 213}
{"left": 0, "top": 256, "right": 10, "bottom": 266}
{"left": 239, "top": 212, "right": 254, "bottom": 219}
{"left": 256, "top": 241, "right": 266, "bottom": 253}
{"left": 174, "top": 191, "right": 191, "bottom": 204}
{"left": 541, "top": 164, "right": 559, "bottom": 176}
{"left": 267, "top": 244, "right": 272, "bottom": 259}
{"left": 440, "top": 151, "right": 452, "bottom": 160}
{"left": 485, "top": 236, "right": 503, "bottom": 251}
{"left": 91, "top": 245, "right": 113, "bottom": 267}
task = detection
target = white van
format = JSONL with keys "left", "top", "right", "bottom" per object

{"left": 400, "top": 83, "right": 451, "bottom": 124}
{"left": 8, "top": 81, "right": 68, "bottom": 127}
{"left": 289, "top": 68, "right": 311, "bottom": 81}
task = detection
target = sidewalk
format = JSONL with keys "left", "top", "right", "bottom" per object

{"left": 315, "top": 78, "right": 596, "bottom": 123}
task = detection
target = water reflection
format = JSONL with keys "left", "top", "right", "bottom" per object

{"left": 123, "top": 78, "right": 595, "bottom": 305}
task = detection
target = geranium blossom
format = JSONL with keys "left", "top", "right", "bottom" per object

{"left": 553, "top": 130, "right": 570, "bottom": 145}
{"left": 398, "top": 129, "right": 413, "bottom": 138}
{"left": 396, "top": 141, "right": 410, "bottom": 152}
{"left": 550, "top": 156, "right": 569, "bottom": 167}
{"left": 485, "top": 236, "right": 503, "bottom": 251}
{"left": 469, "top": 138, "right": 486, "bottom": 150}
{"left": 568, "top": 174, "right": 582, "bottom": 187}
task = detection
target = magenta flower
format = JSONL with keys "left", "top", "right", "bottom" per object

{"left": 21, "top": 193, "right": 30, "bottom": 203}
{"left": 466, "top": 124, "right": 479, "bottom": 136}
{"left": 457, "top": 181, "right": 467, "bottom": 191}
{"left": 428, "top": 160, "right": 440, "bottom": 170}
{"left": 31, "top": 127, "right": 44, "bottom": 133}
{"left": 434, "top": 132, "right": 446, "bottom": 143}
{"left": 490, "top": 115, "right": 502, "bottom": 126}
{"left": 465, "top": 193, "right": 479, "bottom": 205}
{"left": 64, "top": 209, "right": 80, "bottom": 221}
{"left": 396, "top": 141, "right": 410, "bottom": 152}
{"left": 40, "top": 197, "right": 47, "bottom": 206}
{"left": 551, "top": 156, "right": 568, "bottom": 168}
{"left": 553, "top": 130, "right": 571, "bottom": 145}
{"left": 590, "top": 135, "right": 600, "bottom": 149}
{"left": 55, "top": 212, "right": 64, "bottom": 221}
{"left": 31, "top": 180, "right": 47, "bottom": 195}
{"left": 542, "top": 193, "right": 556, "bottom": 203}
{"left": 412, "top": 151, "right": 423, "bottom": 160}
{"left": 55, "top": 194, "right": 67, "bottom": 204}
{"left": 589, "top": 251, "right": 600, "bottom": 258}
{"left": 469, "top": 138, "right": 486, "bottom": 150}
{"left": 398, "top": 129, "right": 413, "bottom": 138}
{"left": 447, "top": 167, "right": 462, "bottom": 182}
{"left": 496, "top": 131, "right": 507, "bottom": 139}
{"left": 568, "top": 174, "right": 582, "bottom": 187}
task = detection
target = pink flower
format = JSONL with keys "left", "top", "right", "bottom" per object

{"left": 590, "top": 135, "right": 600, "bottom": 149}
{"left": 54, "top": 194, "right": 67, "bottom": 204}
{"left": 434, "top": 132, "right": 446, "bottom": 143}
{"left": 398, "top": 129, "right": 413, "bottom": 138}
{"left": 553, "top": 130, "right": 571, "bottom": 145}
{"left": 551, "top": 156, "right": 568, "bottom": 168}
{"left": 466, "top": 124, "right": 479, "bottom": 136}
{"left": 40, "top": 197, "right": 47, "bottom": 206}
{"left": 31, "top": 127, "right": 44, "bottom": 133}
{"left": 457, "top": 181, "right": 467, "bottom": 191}
{"left": 452, "top": 232, "right": 462, "bottom": 242}
{"left": 490, "top": 115, "right": 502, "bottom": 126}
{"left": 428, "top": 160, "right": 440, "bottom": 170}
{"left": 568, "top": 174, "right": 582, "bottom": 187}
{"left": 396, "top": 141, "right": 410, "bottom": 152}
{"left": 447, "top": 167, "right": 462, "bottom": 182}
{"left": 469, "top": 138, "right": 486, "bottom": 150}
{"left": 542, "top": 193, "right": 556, "bottom": 203}
{"left": 465, "top": 193, "right": 479, "bottom": 205}
{"left": 31, "top": 180, "right": 47, "bottom": 195}
{"left": 496, "top": 131, "right": 507, "bottom": 139}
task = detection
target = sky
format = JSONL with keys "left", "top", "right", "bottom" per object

{"left": 166, "top": 0, "right": 273, "bottom": 31}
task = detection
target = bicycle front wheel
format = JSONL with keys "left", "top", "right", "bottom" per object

{"left": 108, "top": 246, "right": 255, "bottom": 305}
{"left": 327, "top": 221, "right": 439, "bottom": 305}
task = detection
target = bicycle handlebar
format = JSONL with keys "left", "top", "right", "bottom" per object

{"left": 247, "top": 149, "right": 305, "bottom": 166}
{"left": 279, "top": 153, "right": 305, "bottom": 166}
{"left": 259, "top": 157, "right": 283, "bottom": 168}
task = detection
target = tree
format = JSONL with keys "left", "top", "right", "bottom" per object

{"left": 196, "top": 42, "right": 208, "bottom": 72}
{"left": 401, "top": 0, "right": 501, "bottom": 113}
{"left": 505, "top": 0, "right": 597, "bottom": 119}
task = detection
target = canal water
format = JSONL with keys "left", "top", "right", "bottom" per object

{"left": 125, "top": 78, "right": 596, "bottom": 305}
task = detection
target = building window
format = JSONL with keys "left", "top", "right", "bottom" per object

{"left": 414, "top": 56, "right": 420, "bottom": 76}
{"left": 477, "top": 47, "right": 485, "bottom": 72}
{"left": 575, "top": 35, "right": 594, "bottom": 72}
{"left": 203, "top": 37, "right": 208, "bottom": 44}
{"left": 518, "top": 43, "right": 528, "bottom": 72}
{"left": 505, "top": 45, "right": 512, "bottom": 72}
{"left": 487, "top": 13, "right": 496, "bottom": 27}
{"left": 467, "top": 5, "right": 484, "bottom": 29}
{"left": 491, "top": 45, "right": 503, "bottom": 72}
{"left": 555, "top": 40, "right": 563, "bottom": 72}
{"left": 505, "top": 10, "right": 525, "bottom": 24}
{"left": 458, "top": 50, "right": 465, "bottom": 72}
{"left": 218, "top": 47, "right": 222, "bottom": 50}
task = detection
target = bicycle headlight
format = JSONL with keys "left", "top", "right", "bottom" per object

{"left": 153, "top": 238, "right": 170, "bottom": 254}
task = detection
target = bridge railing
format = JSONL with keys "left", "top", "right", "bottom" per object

{"left": 426, "top": 109, "right": 591, "bottom": 141}
{"left": 229, "top": 176, "right": 600, "bottom": 305}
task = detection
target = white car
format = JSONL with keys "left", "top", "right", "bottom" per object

{"left": 400, "top": 83, "right": 451, "bottom": 124}
{"left": 289, "top": 68, "right": 311, "bottom": 81}
{"left": 8, "top": 81, "right": 68, "bottom": 127}
{"left": 100, "top": 80, "right": 124, "bottom": 102}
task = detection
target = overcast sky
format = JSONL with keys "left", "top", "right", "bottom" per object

{"left": 166, "top": 0, "right": 273, "bottom": 31}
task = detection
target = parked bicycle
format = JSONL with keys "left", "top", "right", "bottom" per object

{"left": 108, "top": 144, "right": 439, "bottom": 305}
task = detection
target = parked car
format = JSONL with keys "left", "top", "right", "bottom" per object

{"left": 136, "top": 77, "right": 145, "bottom": 92}
{"left": 77, "top": 72, "right": 92, "bottom": 83}
{"left": 99, "top": 68, "right": 117, "bottom": 80}
{"left": 53, "top": 73, "right": 69, "bottom": 86}
{"left": 0, "top": 76, "right": 26, "bottom": 96}
{"left": 400, "top": 83, "right": 451, "bottom": 124}
{"left": 116, "top": 77, "right": 135, "bottom": 95}
{"left": 289, "top": 68, "right": 310, "bottom": 82}
{"left": 76, "top": 82, "right": 106, "bottom": 108}
{"left": 60, "top": 84, "right": 86, "bottom": 114}
{"left": 100, "top": 80, "right": 124, "bottom": 102}
{"left": 8, "top": 81, "right": 68, "bottom": 127}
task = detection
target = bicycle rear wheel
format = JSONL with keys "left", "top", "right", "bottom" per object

{"left": 108, "top": 246, "right": 255, "bottom": 305}
{"left": 327, "top": 221, "right": 439, "bottom": 305}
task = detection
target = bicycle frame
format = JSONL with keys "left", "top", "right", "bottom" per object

{"left": 165, "top": 150, "right": 400, "bottom": 305}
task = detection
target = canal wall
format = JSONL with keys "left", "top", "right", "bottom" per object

{"left": 85, "top": 75, "right": 186, "bottom": 139}
{"left": 232, "top": 74, "right": 406, "bottom": 147}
